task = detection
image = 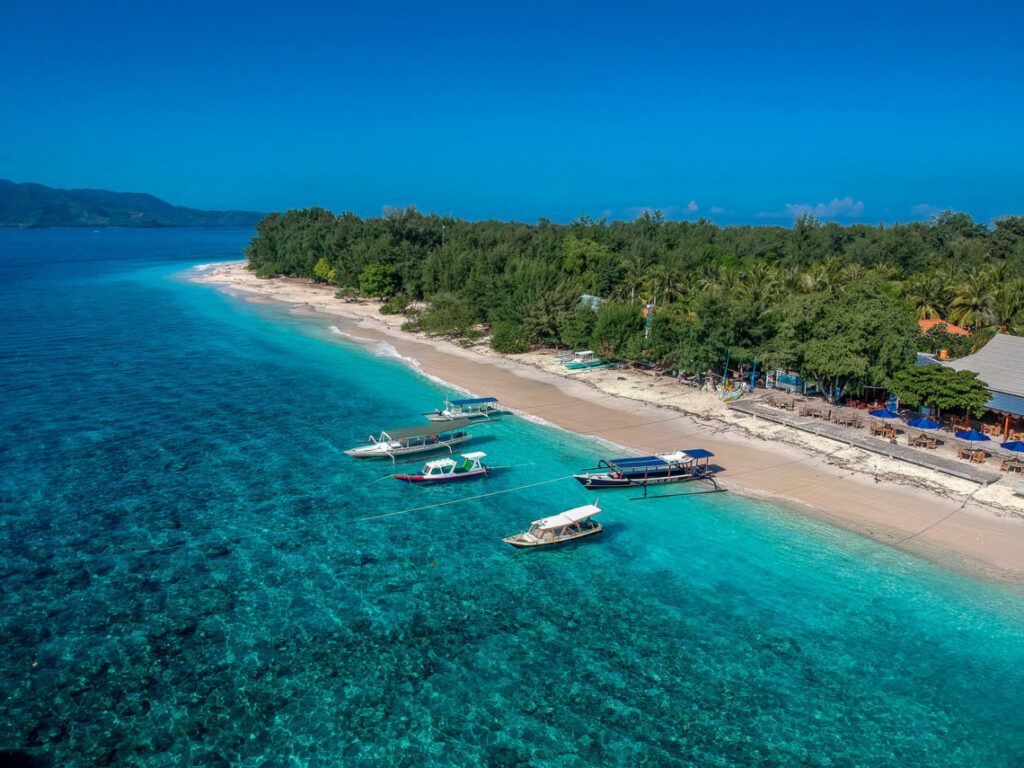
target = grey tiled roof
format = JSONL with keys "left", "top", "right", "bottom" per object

{"left": 943, "top": 334, "right": 1024, "bottom": 398}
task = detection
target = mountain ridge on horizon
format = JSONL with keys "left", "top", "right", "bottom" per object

{"left": 0, "top": 179, "right": 264, "bottom": 228}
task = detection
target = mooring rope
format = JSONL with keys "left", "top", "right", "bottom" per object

{"left": 360, "top": 474, "right": 576, "bottom": 521}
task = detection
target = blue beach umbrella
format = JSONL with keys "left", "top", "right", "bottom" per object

{"left": 869, "top": 409, "right": 900, "bottom": 419}
{"left": 1000, "top": 441, "right": 1024, "bottom": 453}
{"left": 955, "top": 429, "right": 990, "bottom": 443}
{"left": 906, "top": 417, "right": 941, "bottom": 430}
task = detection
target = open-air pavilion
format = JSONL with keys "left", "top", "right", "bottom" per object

{"left": 940, "top": 333, "right": 1024, "bottom": 442}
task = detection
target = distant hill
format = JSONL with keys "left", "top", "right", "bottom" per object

{"left": 0, "top": 179, "right": 264, "bottom": 228}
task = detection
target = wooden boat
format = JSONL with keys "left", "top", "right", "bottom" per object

{"left": 573, "top": 450, "right": 715, "bottom": 488}
{"left": 424, "top": 397, "right": 502, "bottom": 422}
{"left": 564, "top": 350, "right": 607, "bottom": 369}
{"left": 391, "top": 452, "right": 489, "bottom": 484}
{"left": 344, "top": 418, "right": 474, "bottom": 460}
{"left": 502, "top": 503, "right": 602, "bottom": 548}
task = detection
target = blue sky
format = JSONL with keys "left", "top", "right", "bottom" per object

{"left": 2, "top": 0, "right": 1022, "bottom": 224}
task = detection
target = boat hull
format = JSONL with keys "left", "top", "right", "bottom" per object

{"left": 391, "top": 468, "right": 489, "bottom": 484}
{"left": 344, "top": 433, "right": 470, "bottom": 459}
{"left": 502, "top": 525, "right": 603, "bottom": 548}
{"left": 424, "top": 412, "right": 495, "bottom": 423}
{"left": 573, "top": 471, "right": 706, "bottom": 488}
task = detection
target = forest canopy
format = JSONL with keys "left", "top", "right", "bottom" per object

{"left": 244, "top": 206, "right": 1024, "bottom": 396}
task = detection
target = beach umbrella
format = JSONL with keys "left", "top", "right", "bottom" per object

{"left": 954, "top": 429, "right": 990, "bottom": 443}
{"left": 1000, "top": 440, "right": 1024, "bottom": 453}
{"left": 869, "top": 409, "right": 900, "bottom": 419}
{"left": 906, "top": 417, "right": 941, "bottom": 430}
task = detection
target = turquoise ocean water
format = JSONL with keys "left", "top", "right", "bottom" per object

{"left": 1, "top": 229, "right": 1023, "bottom": 767}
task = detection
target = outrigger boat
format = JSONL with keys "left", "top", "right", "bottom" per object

{"left": 573, "top": 450, "right": 716, "bottom": 488}
{"left": 502, "top": 503, "right": 602, "bottom": 548}
{"left": 424, "top": 397, "right": 502, "bottom": 422}
{"left": 344, "top": 418, "right": 474, "bottom": 460}
{"left": 391, "top": 452, "right": 489, "bottom": 484}
{"left": 564, "top": 350, "right": 608, "bottom": 370}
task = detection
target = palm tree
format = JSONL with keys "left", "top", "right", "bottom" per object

{"left": 901, "top": 272, "right": 950, "bottom": 319}
{"left": 949, "top": 266, "right": 994, "bottom": 329}
{"left": 978, "top": 278, "right": 1024, "bottom": 338}
{"left": 616, "top": 254, "right": 647, "bottom": 303}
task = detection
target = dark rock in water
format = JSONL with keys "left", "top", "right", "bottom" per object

{"left": 0, "top": 750, "right": 54, "bottom": 768}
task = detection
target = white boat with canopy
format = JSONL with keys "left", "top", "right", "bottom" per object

{"left": 391, "top": 452, "right": 489, "bottom": 484}
{"left": 344, "top": 418, "right": 474, "bottom": 460}
{"left": 424, "top": 397, "right": 502, "bottom": 422}
{"left": 502, "top": 503, "right": 603, "bottom": 548}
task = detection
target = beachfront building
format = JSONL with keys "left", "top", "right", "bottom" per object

{"left": 940, "top": 333, "right": 1024, "bottom": 440}
{"left": 917, "top": 318, "right": 970, "bottom": 336}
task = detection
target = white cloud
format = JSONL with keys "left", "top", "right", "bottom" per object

{"left": 710, "top": 206, "right": 725, "bottom": 214}
{"left": 686, "top": 200, "right": 698, "bottom": 212}
{"left": 911, "top": 203, "right": 942, "bottom": 219}
{"left": 756, "top": 196, "right": 865, "bottom": 220}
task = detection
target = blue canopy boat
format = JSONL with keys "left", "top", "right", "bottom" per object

{"left": 573, "top": 450, "right": 716, "bottom": 488}
{"left": 424, "top": 396, "right": 502, "bottom": 422}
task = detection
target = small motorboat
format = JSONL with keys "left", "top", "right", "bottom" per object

{"left": 392, "top": 452, "right": 489, "bottom": 484}
{"left": 563, "top": 350, "right": 607, "bottom": 369}
{"left": 502, "top": 503, "right": 602, "bottom": 548}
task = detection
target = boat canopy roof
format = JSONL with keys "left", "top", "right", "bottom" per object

{"left": 423, "top": 457, "right": 457, "bottom": 470}
{"left": 448, "top": 397, "right": 498, "bottom": 406}
{"left": 531, "top": 504, "right": 601, "bottom": 529}
{"left": 606, "top": 449, "right": 714, "bottom": 469}
{"left": 423, "top": 452, "right": 485, "bottom": 469}
{"left": 662, "top": 449, "right": 714, "bottom": 461}
{"left": 382, "top": 417, "right": 474, "bottom": 440}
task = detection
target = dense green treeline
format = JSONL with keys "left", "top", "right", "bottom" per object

{"left": 245, "top": 206, "right": 1024, "bottom": 397}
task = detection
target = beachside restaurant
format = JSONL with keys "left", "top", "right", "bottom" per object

{"left": 759, "top": 335, "right": 1024, "bottom": 473}
{"left": 936, "top": 333, "right": 1024, "bottom": 443}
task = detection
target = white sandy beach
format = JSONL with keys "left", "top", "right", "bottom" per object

{"left": 191, "top": 261, "right": 1024, "bottom": 586}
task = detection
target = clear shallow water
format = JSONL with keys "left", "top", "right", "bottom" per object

{"left": 1, "top": 229, "right": 1023, "bottom": 768}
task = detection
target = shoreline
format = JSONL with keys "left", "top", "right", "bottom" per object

{"left": 189, "top": 261, "right": 1024, "bottom": 587}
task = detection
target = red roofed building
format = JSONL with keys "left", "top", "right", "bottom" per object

{"left": 918, "top": 318, "right": 970, "bottom": 336}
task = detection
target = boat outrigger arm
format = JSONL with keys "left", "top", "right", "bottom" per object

{"left": 573, "top": 449, "right": 717, "bottom": 489}
{"left": 344, "top": 417, "right": 475, "bottom": 461}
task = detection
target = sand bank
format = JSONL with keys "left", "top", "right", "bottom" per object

{"left": 190, "top": 262, "right": 1024, "bottom": 586}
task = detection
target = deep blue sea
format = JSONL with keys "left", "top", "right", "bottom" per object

{"left": 1, "top": 229, "right": 1023, "bottom": 767}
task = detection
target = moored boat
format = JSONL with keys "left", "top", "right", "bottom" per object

{"left": 391, "top": 452, "right": 489, "bottom": 484}
{"left": 424, "top": 396, "right": 502, "bottom": 422}
{"left": 573, "top": 450, "right": 715, "bottom": 488}
{"left": 344, "top": 418, "right": 474, "bottom": 460}
{"left": 502, "top": 503, "right": 603, "bottom": 548}
{"left": 564, "top": 350, "right": 608, "bottom": 369}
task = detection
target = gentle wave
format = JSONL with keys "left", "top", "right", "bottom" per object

{"left": 373, "top": 341, "right": 422, "bottom": 369}
{"left": 328, "top": 325, "right": 376, "bottom": 344}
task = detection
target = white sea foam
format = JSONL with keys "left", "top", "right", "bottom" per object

{"left": 373, "top": 341, "right": 422, "bottom": 370}
{"left": 328, "top": 326, "right": 376, "bottom": 344}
